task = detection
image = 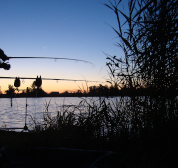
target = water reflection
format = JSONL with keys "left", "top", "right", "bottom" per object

{"left": 0, "top": 97, "right": 85, "bottom": 130}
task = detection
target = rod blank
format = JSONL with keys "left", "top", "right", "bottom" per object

{"left": 8, "top": 56, "right": 93, "bottom": 65}
{"left": 0, "top": 76, "right": 100, "bottom": 83}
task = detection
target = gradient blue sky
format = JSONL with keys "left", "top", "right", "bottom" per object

{"left": 0, "top": 0, "right": 125, "bottom": 93}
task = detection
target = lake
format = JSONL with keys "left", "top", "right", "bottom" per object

{"left": 0, "top": 97, "right": 89, "bottom": 131}
{"left": 1, "top": 96, "right": 177, "bottom": 132}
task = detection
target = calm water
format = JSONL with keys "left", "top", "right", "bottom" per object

{"left": 0, "top": 97, "right": 86, "bottom": 130}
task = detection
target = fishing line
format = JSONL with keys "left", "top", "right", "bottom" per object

{"left": 35, "top": 96, "right": 37, "bottom": 118}
{"left": 14, "top": 92, "right": 19, "bottom": 113}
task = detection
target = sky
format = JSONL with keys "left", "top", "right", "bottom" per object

{"left": 0, "top": 0, "right": 125, "bottom": 93}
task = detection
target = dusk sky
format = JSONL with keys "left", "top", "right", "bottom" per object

{"left": 0, "top": 0, "right": 125, "bottom": 93}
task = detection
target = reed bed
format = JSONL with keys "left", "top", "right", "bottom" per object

{"left": 28, "top": 95, "right": 178, "bottom": 150}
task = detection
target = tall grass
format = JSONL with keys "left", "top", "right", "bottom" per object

{"left": 29, "top": 95, "right": 177, "bottom": 150}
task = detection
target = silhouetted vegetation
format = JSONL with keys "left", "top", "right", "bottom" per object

{"left": 5, "top": 85, "right": 15, "bottom": 96}
{"left": 3, "top": 83, "right": 177, "bottom": 98}
{"left": 105, "top": 0, "right": 177, "bottom": 96}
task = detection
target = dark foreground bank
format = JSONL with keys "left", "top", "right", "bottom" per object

{"left": 1, "top": 146, "right": 123, "bottom": 168}
{"left": 0, "top": 130, "right": 178, "bottom": 168}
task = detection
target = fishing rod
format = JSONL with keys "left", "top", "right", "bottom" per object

{"left": 8, "top": 56, "right": 93, "bottom": 65}
{"left": 0, "top": 48, "right": 93, "bottom": 70}
{"left": 0, "top": 76, "right": 100, "bottom": 83}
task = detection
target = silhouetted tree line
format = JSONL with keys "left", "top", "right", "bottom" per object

{"left": 0, "top": 82, "right": 177, "bottom": 98}
{"left": 0, "top": 83, "right": 47, "bottom": 98}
